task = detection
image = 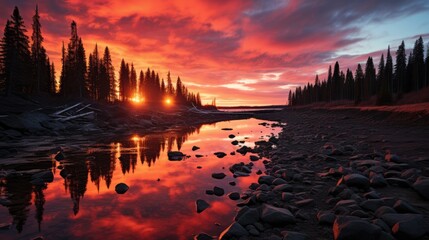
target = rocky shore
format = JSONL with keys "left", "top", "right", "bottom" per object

{"left": 203, "top": 108, "right": 429, "bottom": 240}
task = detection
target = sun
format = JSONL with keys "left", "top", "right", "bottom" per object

{"left": 165, "top": 98, "right": 172, "bottom": 105}
{"left": 131, "top": 94, "right": 144, "bottom": 104}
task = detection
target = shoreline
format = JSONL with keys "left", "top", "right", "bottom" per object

{"left": 215, "top": 108, "right": 429, "bottom": 239}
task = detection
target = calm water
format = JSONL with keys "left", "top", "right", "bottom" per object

{"left": 0, "top": 118, "right": 282, "bottom": 240}
{"left": 219, "top": 107, "right": 283, "bottom": 112}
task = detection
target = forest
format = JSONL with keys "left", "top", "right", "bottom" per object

{"left": 289, "top": 36, "right": 429, "bottom": 106}
{"left": 0, "top": 6, "right": 203, "bottom": 108}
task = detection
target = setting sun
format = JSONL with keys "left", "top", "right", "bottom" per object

{"left": 131, "top": 94, "right": 144, "bottom": 104}
{"left": 165, "top": 98, "right": 172, "bottom": 105}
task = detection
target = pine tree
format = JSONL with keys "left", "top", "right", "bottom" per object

{"left": 138, "top": 70, "right": 144, "bottom": 99}
{"left": 376, "top": 54, "right": 385, "bottom": 94}
{"left": 354, "top": 64, "right": 363, "bottom": 104}
{"left": 405, "top": 52, "right": 414, "bottom": 93}
{"left": 425, "top": 43, "right": 429, "bottom": 87}
{"left": 50, "top": 62, "right": 55, "bottom": 93}
{"left": 176, "top": 76, "right": 183, "bottom": 104}
{"left": 345, "top": 68, "right": 354, "bottom": 100}
{"left": 378, "top": 46, "right": 393, "bottom": 105}
{"left": 394, "top": 41, "right": 406, "bottom": 96}
{"left": 332, "top": 62, "right": 341, "bottom": 100}
{"left": 31, "top": 5, "right": 50, "bottom": 93}
{"left": 119, "top": 59, "right": 128, "bottom": 101}
{"left": 364, "top": 57, "right": 376, "bottom": 99}
{"left": 1, "top": 7, "right": 32, "bottom": 95}
{"left": 412, "top": 36, "right": 425, "bottom": 90}
{"left": 129, "top": 63, "right": 137, "bottom": 98}
{"left": 103, "top": 47, "right": 115, "bottom": 102}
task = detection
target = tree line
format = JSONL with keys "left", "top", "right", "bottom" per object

{"left": 289, "top": 36, "right": 429, "bottom": 106}
{"left": 0, "top": 6, "right": 203, "bottom": 107}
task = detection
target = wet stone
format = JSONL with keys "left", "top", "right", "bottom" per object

{"left": 250, "top": 155, "right": 260, "bottom": 161}
{"left": 231, "top": 140, "right": 239, "bottom": 145}
{"left": 413, "top": 178, "right": 429, "bottom": 199}
{"left": 214, "top": 152, "right": 227, "bottom": 158}
{"left": 260, "top": 204, "right": 295, "bottom": 225}
{"left": 192, "top": 146, "right": 200, "bottom": 151}
{"left": 196, "top": 199, "right": 210, "bottom": 213}
{"left": 219, "top": 222, "right": 249, "bottom": 240}
{"left": 228, "top": 192, "right": 240, "bottom": 200}
{"left": 228, "top": 134, "right": 235, "bottom": 139}
{"left": 211, "top": 172, "right": 226, "bottom": 179}
{"left": 194, "top": 233, "right": 215, "bottom": 240}
{"left": 281, "top": 231, "right": 309, "bottom": 240}
{"left": 213, "top": 186, "right": 225, "bottom": 196}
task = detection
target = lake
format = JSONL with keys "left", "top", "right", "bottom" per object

{"left": 0, "top": 118, "right": 282, "bottom": 240}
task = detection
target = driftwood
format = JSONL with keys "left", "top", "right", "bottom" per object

{"left": 50, "top": 102, "right": 95, "bottom": 122}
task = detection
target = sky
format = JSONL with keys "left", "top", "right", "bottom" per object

{"left": 1, "top": 0, "right": 428, "bottom": 106}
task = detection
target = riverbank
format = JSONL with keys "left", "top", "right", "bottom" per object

{"left": 214, "top": 108, "right": 429, "bottom": 239}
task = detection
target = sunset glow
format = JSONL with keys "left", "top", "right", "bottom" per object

{"left": 131, "top": 94, "right": 144, "bottom": 104}
{"left": 1, "top": 1, "right": 428, "bottom": 105}
{"left": 165, "top": 98, "right": 172, "bottom": 105}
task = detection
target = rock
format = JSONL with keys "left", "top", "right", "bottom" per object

{"left": 392, "top": 217, "right": 426, "bottom": 239}
{"left": 167, "top": 151, "right": 185, "bottom": 160}
{"left": 194, "top": 233, "right": 215, "bottom": 240}
{"left": 281, "top": 231, "right": 309, "bottom": 240}
{"left": 229, "top": 181, "right": 236, "bottom": 186}
{"left": 258, "top": 175, "right": 275, "bottom": 185}
{"left": 214, "top": 152, "right": 227, "bottom": 158}
{"left": 249, "top": 183, "right": 260, "bottom": 190}
{"left": 196, "top": 166, "right": 202, "bottom": 169}
{"left": 317, "top": 211, "right": 336, "bottom": 225}
{"left": 360, "top": 199, "right": 385, "bottom": 212}
{"left": 246, "top": 225, "right": 260, "bottom": 236}
{"left": 375, "top": 206, "right": 396, "bottom": 218}
{"left": 260, "top": 204, "right": 295, "bottom": 225}
{"left": 339, "top": 174, "right": 370, "bottom": 189}
{"left": 295, "top": 199, "right": 314, "bottom": 207}
{"left": 54, "top": 151, "right": 65, "bottom": 161}
{"left": 211, "top": 172, "right": 226, "bottom": 179}
{"left": 257, "top": 184, "right": 270, "bottom": 191}
{"left": 393, "top": 199, "right": 420, "bottom": 214}
{"left": 192, "top": 146, "right": 200, "bottom": 151}
{"left": 386, "top": 178, "right": 410, "bottom": 188}
{"left": 272, "top": 178, "right": 287, "bottom": 185}
{"left": 231, "top": 140, "right": 239, "bottom": 145}
{"left": 221, "top": 128, "right": 233, "bottom": 131}
{"left": 236, "top": 207, "right": 260, "bottom": 226}
{"left": 413, "top": 178, "right": 429, "bottom": 199}
{"left": 228, "top": 192, "right": 240, "bottom": 200}
{"left": 228, "top": 134, "right": 235, "bottom": 139}
{"left": 249, "top": 155, "right": 260, "bottom": 161}
{"left": 237, "top": 146, "right": 252, "bottom": 155}
{"left": 282, "top": 192, "right": 294, "bottom": 202}
{"left": 324, "top": 156, "right": 338, "bottom": 162}
{"left": 219, "top": 222, "right": 249, "bottom": 240}
{"left": 256, "top": 170, "right": 263, "bottom": 175}
{"left": 370, "top": 173, "right": 388, "bottom": 188}
{"left": 115, "top": 183, "right": 129, "bottom": 194}
{"left": 213, "top": 186, "right": 225, "bottom": 196}
{"left": 385, "top": 153, "right": 401, "bottom": 163}
{"left": 268, "top": 136, "right": 279, "bottom": 144}
{"left": 333, "top": 216, "right": 381, "bottom": 240}
{"left": 205, "top": 190, "right": 214, "bottom": 195}
{"left": 196, "top": 199, "right": 210, "bottom": 213}
{"left": 195, "top": 154, "right": 204, "bottom": 158}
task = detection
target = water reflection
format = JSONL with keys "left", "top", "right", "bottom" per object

{"left": 0, "top": 119, "right": 281, "bottom": 239}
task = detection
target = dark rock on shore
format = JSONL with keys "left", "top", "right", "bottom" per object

{"left": 211, "top": 172, "right": 226, "bottom": 179}
{"left": 214, "top": 152, "right": 227, "bottom": 158}
{"left": 115, "top": 183, "right": 129, "bottom": 194}
{"left": 219, "top": 222, "right": 249, "bottom": 239}
{"left": 196, "top": 199, "right": 210, "bottom": 213}
{"left": 192, "top": 146, "right": 200, "bottom": 151}
{"left": 167, "top": 151, "right": 185, "bottom": 160}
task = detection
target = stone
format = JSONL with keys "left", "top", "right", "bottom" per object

{"left": 246, "top": 225, "right": 260, "bottom": 236}
{"left": 370, "top": 174, "right": 388, "bottom": 188}
{"left": 250, "top": 155, "right": 260, "bottom": 161}
{"left": 167, "top": 151, "right": 185, "bottom": 160}
{"left": 219, "top": 222, "right": 249, "bottom": 240}
{"left": 195, "top": 154, "right": 204, "bottom": 158}
{"left": 214, "top": 152, "right": 227, "bottom": 158}
{"left": 256, "top": 170, "right": 263, "bottom": 175}
{"left": 228, "top": 134, "right": 235, "bottom": 139}
{"left": 213, "top": 186, "right": 225, "bottom": 196}
{"left": 385, "top": 153, "right": 401, "bottom": 163}
{"left": 231, "top": 140, "right": 239, "bottom": 145}
{"left": 374, "top": 206, "right": 396, "bottom": 218}
{"left": 260, "top": 204, "right": 295, "bottom": 225}
{"left": 205, "top": 190, "right": 214, "bottom": 195}
{"left": 385, "top": 178, "right": 410, "bottom": 188}
{"left": 317, "top": 211, "right": 336, "bottom": 225}
{"left": 413, "top": 178, "right": 429, "bottom": 199}
{"left": 339, "top": 174, "right": 370, "bottom": 189}
{"left": 228, "top": 192, "right": 240, "bottom": 200}
{"left": 282, "top": 192, "right": 294, "bottom": 202}
{"left": 258, "top": 175, "right": 275, "bottom": 185}
{"left": 295, "top": 199, "right": 314, "bottom": 207}
{"left": 194, "top": 233, "right": 215, "bottom": 240}
{"left": 236, "top": 207, "right": 260, "bottom": 226}
{"left": 211, "top": 172, "right": 227, "bottom": 179}
{"left": 360, "top": 199, "right": 385, "bottom": 212}
{"left": 272, "top": 178, "right": 287, "bottom": 185}
{"left": 221, "top": 128, "right": 233, "bottom": 131}
{"left": 229, "top": 181, "right": 236, "bottom": 186}
{"left": 393, "top": 199, "right": 420, "bottom": 214}
{"left": 196, "top": 199, "right": 210, "bottom": 213}
{"left": 115, "top": 183, "right": 129, "bottom": 194}
{"left": 333, "top": 216, "right": 381, "bottom": 240}
{"left": 281, "top": 231, "right": 309, "bottom": 240}
{"left": 392, "top": 216, "right": 426, "bottom": 240}
{"left": 192, "top": 146, "right": 200, "bottom": 151}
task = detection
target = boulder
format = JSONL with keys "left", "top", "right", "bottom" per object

{"left": 192, "top": 146, "right": 200, "bottom": 151}
{"left": 213, "top": 186, "right": 225, "bottom": 196}
{"left": 339, "top": 174, "right": 370, "bottom": 189}
{"left": 228, "top": 134, "right": 235, "bottom": 139}
{"left": 194, "top": 233, "right": 215, "bottom": 240}
{"left": 258, "top": 175, "right": 276, "bottom": 185}
{"left": 236, "top": 207, "right": 260, "bottom": 226}
{"left": 413, "top": 178, "right": 429, "bottom": 199}
{"left": 115, "top": 183, "right": 129, "bottom": 194}
{"left": 196, "top": 199, "right": 210, "bottom": 213}
{"left": 250, "top": 155, "right": 260, "bottom": 161}
{"left": 228, "top": 192, "right": 240, "bottom": 200}
{"left": 231, "top": 140, "right": 239, "bottom": 145}
{"left": 219, "top": 222, "right": 249, "bottom": 240}
{"left": 333, "top": 216, "right": 381, "bottom": 240}
{"left": 260, "top": 204, "right": 295, "bottom": 225}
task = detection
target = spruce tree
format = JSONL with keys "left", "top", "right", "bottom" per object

{"left": 412, "top": 36, "right": 425, "bottom": 90}
{"left": 31, "top": 5, "right": 50, "bottom": 93}
{"left": 395, "top": 41, "right": 406, "bottom": 96}
{"left": 378, "top": 46, "right": 393, "bottom": 105}
{"left": 103, "top": 47, "right": 115, "bottom": 102}
{"left": 354, "top": 64, "right": 363, "bottom": 104}
{"left": 364, "top": 57, "right": 376, "bottom": 99}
